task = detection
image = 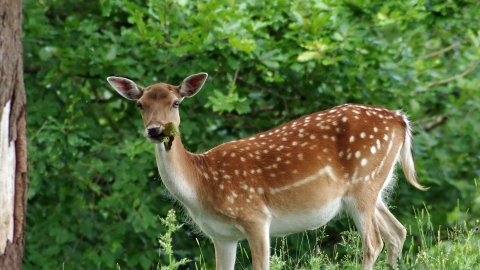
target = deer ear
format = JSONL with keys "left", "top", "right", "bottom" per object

{"left": 107, "top": 76, "right": 143, "bottom": 100}
{"left": 179, "top": 73, "right": 208, "bottom": 98}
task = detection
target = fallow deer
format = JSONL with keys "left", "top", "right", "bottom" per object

{"left": 107, "top": 73, "right": 426, "bottom": 270}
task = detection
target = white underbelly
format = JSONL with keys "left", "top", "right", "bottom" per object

{"left": 269, "top": 197, "right": 343, "bottom": 237}
{"left": 187, "top": 197, "right": 343, "bottom": 240}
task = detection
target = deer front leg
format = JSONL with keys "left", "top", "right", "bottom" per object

{"left": 238, "top": 221, "right": 270, "bottom": 270}
{"left": 212, "top": 239, "right": 238, "bottom": 270}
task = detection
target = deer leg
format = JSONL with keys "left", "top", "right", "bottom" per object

{"left": 237, "top": 221, "right": 270, "bottom": 270}
{"left": 212, "top": 238, "right": 238, "bottom": 270}
{"left": 346, "top": 198, "right": 384, "bottom": 270}
{"left": 375, "top": 201, "right": 407, "bottom": 269}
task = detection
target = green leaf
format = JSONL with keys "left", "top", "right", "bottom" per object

{"left": 105, "top": 45, "right": 117, "bottom": 61}
{"left": 297, "top": 51, "right": 319, "bottom": 62}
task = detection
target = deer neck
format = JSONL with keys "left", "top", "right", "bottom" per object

{"left": 154, "top": 137, "right": 200, "bottom": 208}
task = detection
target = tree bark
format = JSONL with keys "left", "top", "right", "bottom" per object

{"left": 0, "top": 0, "right": 28, "bottom": 269}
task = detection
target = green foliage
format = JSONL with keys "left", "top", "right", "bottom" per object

{"left": 157, "top": 210, "right": 190, "bottom": 270}
{"left": 24, "top": 0, "right": 480, "bottom": 269}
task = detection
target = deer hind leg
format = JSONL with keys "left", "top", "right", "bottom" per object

{"left": 345, "top": 197, "right": 384, "bottom": 270}
{"left": 375, "top": 201, "right": 407, "bottom": 269}
{"left": 212, "top": 238, "right": 238, "bottom": 270}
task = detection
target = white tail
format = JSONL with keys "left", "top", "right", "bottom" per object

{"left": 107, "top": 73, "right": 426, "bottom": 270}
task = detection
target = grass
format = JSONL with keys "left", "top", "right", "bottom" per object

{"left": 156, "top": 209, "right": 479, "bottom": 269}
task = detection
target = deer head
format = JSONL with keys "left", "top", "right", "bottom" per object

{"left": 107, "top": 73, "right": 208, "bottom": 143}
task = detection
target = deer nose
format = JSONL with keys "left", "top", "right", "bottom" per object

{"left": 146, "top": 126, "right": 162, "bottom": 137}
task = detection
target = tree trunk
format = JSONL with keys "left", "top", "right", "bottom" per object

{"left": 0, "top": 0, "right": 28, "bottom": 269}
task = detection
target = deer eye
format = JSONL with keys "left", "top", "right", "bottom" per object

{"left": 136, "top": 102, "right": 143, "bottom": 110}
{"left": 172, "top": 100, "right": 180, "bottom": 108}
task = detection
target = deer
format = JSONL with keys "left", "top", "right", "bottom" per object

{"left": 106, "top": 72, "right": 426, "bottom": 270}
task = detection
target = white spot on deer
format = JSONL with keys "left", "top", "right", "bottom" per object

{"left": 323, "top": 148, "right": 328, "bottom": 153}
{"left": 301, "top": 142, "right": 309, "bottom": 147}
{"left": 361, "top": 158, "right": 368, "bottom": 166}
{"left": 342, "top": 116, "right": 348, "bottom": 122}
{"left": 360, "top": 132, "right": 366, "bottom": 138}
{"left": 332, "top": 121, "right": 338, "bottom": 126}
{"left": 250, "top": 169, "right": 256, "bottom": 174}
{"left": 355, "top": 151, "right": 361, "bottom": 158}
{"left": 243, "top": 171, "right": 248, "bottom": 177}
{"left": 338, "top": 151, "right": 344, "bottom": 158}
{"left": 249, "top": 187, "right": 255, "bottom": 193}
{"left": 374, "top": 127, "right": 378, "bottom": 132}
{"left": 369, "top": 134, "right": 374, "bottom": 139}
{"left": 249, "top": 137, "right": 256, "bottom": 140}
{"left": 365, "top": 175, "right": 370, "bottom": 181}
{"left": 203, "top": 172, "right": 210, "bottom": 180}
{"left": 371, "top": 146, "right": 377, "bottom": 154}
{"left": 298, "top": 153, "right": 304, "bottom": 160}
{"left": 292, "top": 141, "right": 298, "bottom": 146}
{"left": 310, "top": 134, "right": 316, "bottom": 140}
{"left": 258, "top": 187, "right": 264, "bottom": 194}
{"left": 282, "top": 137, "right": 287, "bottom": 141}
{"left": 227, "top": 196, "right": 234, "bottom": 203}
{"left": 241, "top": 184, "right": 248, "bottom": 190}
{"left": 331, "top": 136, "right": 336, "bottom": 142}
{"left": 256, "top": 168, "right": 262, "bottom": 173}
{"left": 230, "top": 153, "right": 236, "bottom": 158}
{"left": 219, "top": 184, "right": 224, "bottom": 190}
{"left": 336, "top": 128, "right": 341, "bottom": 133}
{"left": 232, "top": 191, "right": 238, "bottom": 198}
{"left": 270, "top": 173, "right": 276, "bottom": 177}
{"left": 386, "top": 126, "right": 390, "bottom": 131}
{"left": 352, "top": 110, "right": 360, "bottom": 114}
{"left": 350, "top": 136, "right": 355, "bottom": 143}
{"left": 240, "top": 157, "right": 246, "bottom": 162}
{"left": 384, "top": 134, "right": 389, "bottom": 141}
{"left": 293, "top": 169, "right": 298, "bottom": 174}
{"left": 272, "top": 164, "right": 278, "bottom": 168}
{"left": 224, "top": 175, "right": 231, "bottom": 179}
{"left": 222, "top": 151, "right": 227, "bottom": 156}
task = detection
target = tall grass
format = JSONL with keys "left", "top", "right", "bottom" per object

{"left": 157, "top": 208, "right": 479, "bottom": 269}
